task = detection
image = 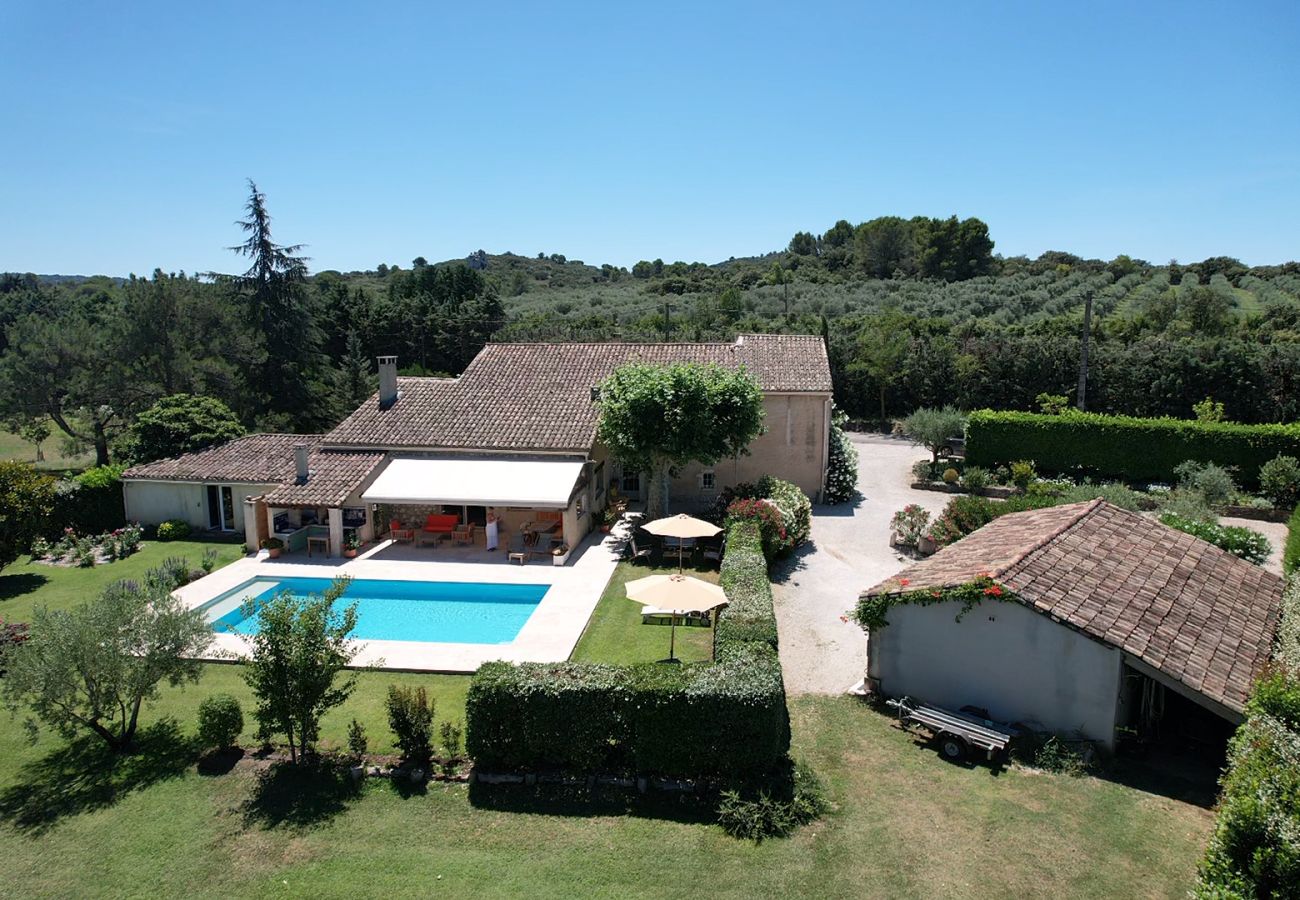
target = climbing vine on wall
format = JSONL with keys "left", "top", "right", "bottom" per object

{"left": 851, "top": 575, "right": 1016, "bottom": 631}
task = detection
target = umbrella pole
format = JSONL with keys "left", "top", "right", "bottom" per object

{"left": 669, "top": 616, "right": 677, "bottom": 661}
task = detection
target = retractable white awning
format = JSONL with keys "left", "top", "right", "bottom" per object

{"left": 360, "top": 457, "right": 585, "bottom": 509}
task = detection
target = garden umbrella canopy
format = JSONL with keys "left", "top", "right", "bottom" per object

{"left": 626, "top": 573, "right": 728, "bottom": 663}
{"left": 625, "top": 573, "right": 728, "bottom": 612}
{"left": 641, "top": 514, "right": 723, "bottom": 540}
{"left": 641, "top": 514, "right": 722, "bottom": 572}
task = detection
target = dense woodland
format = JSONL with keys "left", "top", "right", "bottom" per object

{"left": 3, "top": 188, "right": 1299, "bottom": 466}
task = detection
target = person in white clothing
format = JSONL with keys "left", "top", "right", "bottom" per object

{"left": 485, "top": 507, "right": 500, "bottom": 551}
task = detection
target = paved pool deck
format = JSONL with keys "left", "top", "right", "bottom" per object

{"left": 175, "top": 525, "right": 628, "bottom": 673}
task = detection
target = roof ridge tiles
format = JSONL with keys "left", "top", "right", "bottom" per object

{"left": 996, "top": 498, "right": 1105, "bottom": 582}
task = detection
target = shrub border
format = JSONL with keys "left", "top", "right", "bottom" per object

{"left": 966, "top": 409, "right": 1300, "bottom": 487}
{"left": 466, "top": 519, "right": 789, "bottom": 779}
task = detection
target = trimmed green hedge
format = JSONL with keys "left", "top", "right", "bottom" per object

{"left": 715, "top": 521, "right": 780, "bottom": 650}
{"left": 466, "top": 519, "right": 789, "bottom": 778}
{"left": 966, "top": 410, "right": 1300, "bottom": 486}
{"left": 1195, "top": 578, "right": 1300, "bottom": 896}
{"left": 48, "top": 465, "right": 126, "bottom": 537}
{"left": 1285, "top": 506, "right": 1300, "bottom": 577}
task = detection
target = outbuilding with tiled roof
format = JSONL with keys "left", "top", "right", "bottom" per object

{"left": 860, "top": 500, "right": 1284, "bottom": 750}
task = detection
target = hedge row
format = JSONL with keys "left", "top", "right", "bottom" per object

{"left": 1285, "top": 506, "right": 1300, "bottom": 577}
{"left": 1195, "top": 578, "right": 1300, "bottom": 896}
{"left": 965, "top": 410, "right": 1300, "bottom": 486}
{"left": 48, "top": 465, "right": 126, "bottom": 537}
{"left": 466, "top": 519, "right": 789, "bottom": 778}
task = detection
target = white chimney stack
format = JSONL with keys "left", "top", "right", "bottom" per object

{"left": 378, "top": 355, "right": 398, "bottom": 409}
{"left": 294, "top": 444, "right": 309, "bottom": 484}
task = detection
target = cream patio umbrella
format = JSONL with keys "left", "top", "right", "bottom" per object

{"left": 626, "top": 573, "right": 728, "bottom": 663}
{"left": 641, "top": 513, "right": 723, "bottom": 573}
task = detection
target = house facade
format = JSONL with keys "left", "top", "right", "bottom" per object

{"left": 861, "top": 500, "right": 1283, "bottom": 751}
{"left": 121, "top": 334, "right": 834, "bottom": 557}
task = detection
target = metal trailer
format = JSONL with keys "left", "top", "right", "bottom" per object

{"left": 886, "top": 696, "right": 1018, "bottom": 762}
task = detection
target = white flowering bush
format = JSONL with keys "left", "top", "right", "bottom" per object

{"left": 823, "top": 407, "right": 859, "bottom": 504}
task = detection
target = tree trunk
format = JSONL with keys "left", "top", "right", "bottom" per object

{"left": 645, "top": 463, "right": 670, "bottom": 518}
{"left": 124, "top": 695, "right": 143, "bottom": 750}
{"left": 879, "top": 385, "right": 887, "bottom": 429}
{"left": 1077, "top": 292, "right": 1093, "bottom": 411}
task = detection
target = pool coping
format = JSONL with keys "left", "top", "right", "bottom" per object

{"left": 173, "top": 527, "right": 627, "bottom": 674}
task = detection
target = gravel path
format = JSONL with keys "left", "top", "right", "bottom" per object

{"left": 771, "top": 434, "right": 1292, "bottom": 695}
{"left": 771, "top": 433, "right": 950, "bottom": 695}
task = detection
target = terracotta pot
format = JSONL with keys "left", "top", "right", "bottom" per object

{"left": 344, "top": 549, "right": 358, "bottom": 558}
{"left": 267, "top": 548, "right": 281, "bottom": 559}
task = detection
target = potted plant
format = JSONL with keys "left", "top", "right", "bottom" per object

{"left": 260, "top": 537, "right": 284, "bottom": 559}
{"left": 599, "top": 506, "right": 618, "bottom": 533}
{"left": 343, "top": 533, "right": 360, "bottom": 558}
{"left": 552, "top": 544, "right": 570, "bottom": 566}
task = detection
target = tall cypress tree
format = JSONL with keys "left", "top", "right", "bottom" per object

{"left": 227, "top": 180, "right": 330, "bottom": 430}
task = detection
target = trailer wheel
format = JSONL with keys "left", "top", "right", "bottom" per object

{"left": 939, "top": 734, "right": 967, "bottom": 761}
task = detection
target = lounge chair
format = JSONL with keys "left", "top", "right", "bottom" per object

{"left": 507, "top": 534, "right": 529, "bottom": 565}
{"left": 628, "top": 535, "right": 653, "bottom": 565}
{"left": 530, "top": 532, "right": 554, "bottom": 558}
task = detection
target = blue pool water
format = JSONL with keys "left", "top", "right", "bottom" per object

{"left": 200, "top": 577, "right": 548, "bottom": 644}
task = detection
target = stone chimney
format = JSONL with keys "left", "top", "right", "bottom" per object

{"left": 378, "top": 355, "right": 398, "bottom": 409}
{"left": 294, "top": 444, "right": 309, "bottom": 484}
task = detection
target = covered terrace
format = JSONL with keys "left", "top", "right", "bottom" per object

{"left": 359, "top": 456, "right": 596, "bottom": 562}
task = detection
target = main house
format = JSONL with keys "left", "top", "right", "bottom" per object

{"left": 122, "top": 334, "right": 834, "bottom": 557}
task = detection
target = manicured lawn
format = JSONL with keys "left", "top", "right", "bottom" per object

{"left": 0, "top": 539, "right": 248, "bottom": 623}
{"left": 570, "top": 561, "right": 716, "bottom": 665}
{"left": 0, "top": 692, "right": 1212, "bottom": 898}
{"left": 0, "top": 541, "right": 1213, "bottom": 897}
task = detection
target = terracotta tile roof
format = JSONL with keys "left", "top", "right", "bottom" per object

{"left": 122, "top": 435, "right": 384, "bottom": 508}
{"left": 121, "top": 434, "right": 324, "bottom": 484}
{"left": 324, "top": 334, "right": 832, "bottom": 452}
{"left": 262, "top": 449, "right": 385, "bottom": 507}
{"left": 863, "top": 500, "right": 1284, "bottom": 714}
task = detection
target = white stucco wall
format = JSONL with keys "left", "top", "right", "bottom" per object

{"left": 122, "top": 480, "right": 275, "bottom": 533}
{"left": 867, "top": 598, "right": 1123, "bottom": 748}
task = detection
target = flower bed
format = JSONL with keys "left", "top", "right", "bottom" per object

{"left": 29, "top": 524, "right": 144, "bottom": 568}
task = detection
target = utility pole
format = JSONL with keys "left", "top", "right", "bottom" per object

{"left": 1077, "top": 291, "right": 1093, "bottom": 410}
{"left": 662, "top": 299, "right": 675, "bottom": 341}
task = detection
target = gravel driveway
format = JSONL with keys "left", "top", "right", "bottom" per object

{"left": 771, "top": 433, "right": 951, "bottom": 694}
{"left": 771, "top": 433, "right": 1292, "bottom": 695}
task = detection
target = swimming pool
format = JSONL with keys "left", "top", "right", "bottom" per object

{"left": 198, "top": 576, "right": 549, "bottom": 644}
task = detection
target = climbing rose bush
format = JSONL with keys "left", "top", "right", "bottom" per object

{"left": 725, "top": 498, "right": 789, "bottom": 560}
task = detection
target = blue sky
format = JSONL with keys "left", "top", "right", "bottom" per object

{"left": 2, "top": 1, "right": 1297, "bottom": 275}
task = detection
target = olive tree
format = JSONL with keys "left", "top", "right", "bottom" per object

{"left": 2, "top": 575, "right": 212, "bottom": 752}
{"left": 241, "top": 578, "right": 358, "bottom": 763}
{"left": 900, "top": 406, "right": 967, "bottom": 464}
{"left": 596, "top": 362, "right": 765, "bottom": 518}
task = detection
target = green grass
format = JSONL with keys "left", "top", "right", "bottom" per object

{"left": 0, "top": 541, "right": 1213, "bottom": 897}
{"left": 0, "top": 428, "right": 94, "bottom": 472}
{"left": 570, "top": 561, "right": 716, "bottom": 665}
{"left": 0, "top": 539, "right": 248, "bottom": 623}
{"left": 0, "top": 692, "right": 1212, "bottom": 898}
